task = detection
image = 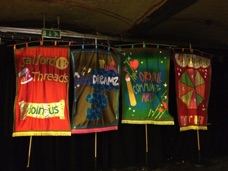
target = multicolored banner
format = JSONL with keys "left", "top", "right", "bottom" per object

{"left": 174, "top": 53, "right": 211, "bottom": 131}
{"left": 13, "top": 47, "right": 71, "bottom": 136}
{"left": 121, "top": 48, "right": 174, "bottom": 125}
{"left": 71, "top": 49, "right": 120, "bottom": 133}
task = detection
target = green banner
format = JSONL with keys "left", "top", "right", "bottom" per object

{"left": 121, "top": 48, "right": 174, "bottom": 125}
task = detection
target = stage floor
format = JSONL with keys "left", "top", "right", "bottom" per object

{"left": 107, "top": 156, "right": 228, "bottom": 171}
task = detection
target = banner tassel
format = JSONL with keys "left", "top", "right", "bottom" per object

{"left": 26, "top": 136, "right": 33, "bottom": 168}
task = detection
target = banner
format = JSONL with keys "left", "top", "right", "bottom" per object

{"left": 71, "top": 49, "right": 120, "bottom": 133}
{"left": 13, "top": 47, "right": 71, "bottom": 136}
{"left": 174, "top": 53, "right": 211, "bottom": 131}
{"left": 121, "top": 48, "right": 174, "bottom": 125}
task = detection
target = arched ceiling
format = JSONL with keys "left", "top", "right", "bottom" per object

{"left": 0, "top": 0, "right": 227, "bottom": 50}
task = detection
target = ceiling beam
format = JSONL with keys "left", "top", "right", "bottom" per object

{"left": 126, "top": 0, "right": 198, "bottom": 38}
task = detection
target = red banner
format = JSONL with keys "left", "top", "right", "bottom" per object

{"left": 13, "top": 47, "right": 71, "bottom": 136}
{"left": 174, "top": 53, "right": 211, "bottom": 131}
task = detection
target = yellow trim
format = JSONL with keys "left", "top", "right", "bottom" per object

{"left": 121, "top": 120, "right": 174, "bottom": 125}
{"left": 12, "top": 131, "right": 71, "bottom": 137}
{"left": 180, "top": 126, "right": 207, "bottom": 131}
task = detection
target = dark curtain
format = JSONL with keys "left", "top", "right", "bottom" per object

{"left": 0, "top": 45, "right": 228, "bottom": 171}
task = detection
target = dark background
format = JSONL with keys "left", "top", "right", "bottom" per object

{"left": 0, "top": 44, "right": 227, "bottom": 171}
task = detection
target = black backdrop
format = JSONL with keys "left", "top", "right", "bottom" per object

{"left": 0, "top": 44, "right": 227, "bottom": 171}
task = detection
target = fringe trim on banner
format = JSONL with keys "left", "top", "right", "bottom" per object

{"left": 180, "top": 126, "right": 208, "bottom": 131}
{"left": 121, "top": 120, "right": 174, "bottom": 125}
{"left": 71, "top": 126, "right": 118, "bottom": 134}
{"left": 12, "top": 131, "right": 71, "bottom": 137}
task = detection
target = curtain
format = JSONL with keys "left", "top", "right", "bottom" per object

{"left": 0, "top": 45, "right": 227, "bottom": 170}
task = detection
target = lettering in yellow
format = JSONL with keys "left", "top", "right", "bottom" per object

{"left": 32, "top": 72, "right": 68, "bottom": 83}
{"left": 21, "top": 55, "right": 57, "bottom": 67}
{"left": 19, "top": 100, "right": 65, "bottom": 120}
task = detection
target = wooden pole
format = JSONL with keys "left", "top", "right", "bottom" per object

{"left": 94, "top": 132, "right": 97, "bottom": 171}
{"left": 196, "top": 129, "right": 201, "bottom": 164}
{"left": 26, "top": 136, "right": 33, "bottom": 168}
{"left": 138, "top": 124, "right": 150, "bottom": 170}
{"left": 145, "top": 124, "right": 149, "bottom": 166}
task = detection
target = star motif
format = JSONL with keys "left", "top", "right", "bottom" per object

{"left": 158, "top": 107, "right": 163, "bottom": 113}
{"left": 163, "top": 83, "right": 167, "bottom": 87}
{"left": 87, "top": 68, "right": 91, "bottom": 73}
{"left": 122, "top": 66, "right": 127, "bottom": 72}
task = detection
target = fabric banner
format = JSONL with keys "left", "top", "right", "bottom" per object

{"left": 13, "top": 47, "right": 71, "bottom": 136}
{"left": 121, "top": 48, "right": 174, "bottom": 125}
{"left": 174, "top": 53, "right": 211, "bottom": 131}
{"left": 71, "top": 49, "right": 120, "bottom": 134}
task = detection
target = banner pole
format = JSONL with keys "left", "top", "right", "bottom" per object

{"left": 139, "top": 124, "right": 150, "bottom": 170}
{"left": 145, "top": 124, "right": 149, "bottom": 166}
{"left": 196, "top": 129, "right": 201, "bottom": 164}
{"left": 94, "top": 132, "right": 97, "bottom": 171}
{"left": 94, "top": 37, "right": 98, "bottom": 171}
{"left": 26, "top": 136, "right": 33, "bottom": 168}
